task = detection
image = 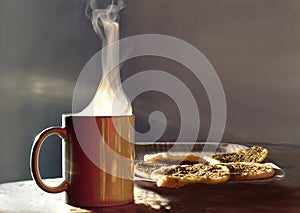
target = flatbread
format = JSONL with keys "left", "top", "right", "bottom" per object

{"left": 210, "top": 146, "right": 269, "bottom": 163}
{"left": 144, "top": 152, "right": 205, "bottom": 164}
{"left": 135, "top": 162, "right": 167, "bottom": 179}
{"left": 224, "top": 162, "right": 275, "bottom": 181}
{"left": 152, "top": 164, "right": 230, "bottom": 188}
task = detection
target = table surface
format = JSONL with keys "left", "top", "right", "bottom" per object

{"left": 1, "top": 142, "right": 300, "bottom": 213}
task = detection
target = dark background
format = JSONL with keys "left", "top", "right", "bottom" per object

{"left": 1, "top": 0, "right": 299, "bottom": 183}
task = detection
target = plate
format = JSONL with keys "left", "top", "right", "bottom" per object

{"left": 134, "top": 142, "right": 285, "bottom": 185}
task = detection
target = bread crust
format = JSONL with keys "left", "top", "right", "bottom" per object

{"left": 224, "top": 162, "right": 275, "bottom": 181}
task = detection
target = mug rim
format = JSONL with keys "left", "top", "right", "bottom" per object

{"left": 62, "top": 113, "right": 134, "bottom": 118}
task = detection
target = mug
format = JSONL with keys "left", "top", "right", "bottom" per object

{"left": 30, "top": 114, "right": 135, "bottom": 207}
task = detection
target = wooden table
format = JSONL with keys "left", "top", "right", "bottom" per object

{"left": 1, "top": 142, "right": 300, "bottom": 213}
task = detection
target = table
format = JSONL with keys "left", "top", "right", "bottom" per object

{"left": 1, "top": 142, "right": 300, "bottom": 213}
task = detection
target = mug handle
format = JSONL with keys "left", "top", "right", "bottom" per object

{"left": 30, "top": 127, "right": 69, "bottom": 193}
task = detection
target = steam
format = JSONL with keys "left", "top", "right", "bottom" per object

{"left": 80, "top": 0, "right": 132, "bottom": 116}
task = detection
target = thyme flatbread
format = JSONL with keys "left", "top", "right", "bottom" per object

{"left": 144, "top": 152, "right": 205, "bottom": 164}
{"left": 135, "top": 162, "right": 167, "bottom": 179}
{"left": 224, "top": 162, "right": 275, "bottom": 181}
{"left": 152, "top": 164, "right": 230, "bottom": 188}
{"left": 210, "top": 146, "right": 269, "bottom": 163}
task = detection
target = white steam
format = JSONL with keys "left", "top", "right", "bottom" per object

{"left": 80, "top": 0, "right": 132, "bottom": 116}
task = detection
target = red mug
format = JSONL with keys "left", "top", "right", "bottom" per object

{"left": 30, "top": 114, "right": 135, "bottom": 207}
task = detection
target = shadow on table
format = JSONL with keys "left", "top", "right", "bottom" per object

{"left": 70, "top": 182, "right": 300, "bottom": 213}
{"left": 136, "top": 181, "right": 300, "bottom": 213}
{"left": 84, "top": 203, "right": 157, "bottom": 213}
